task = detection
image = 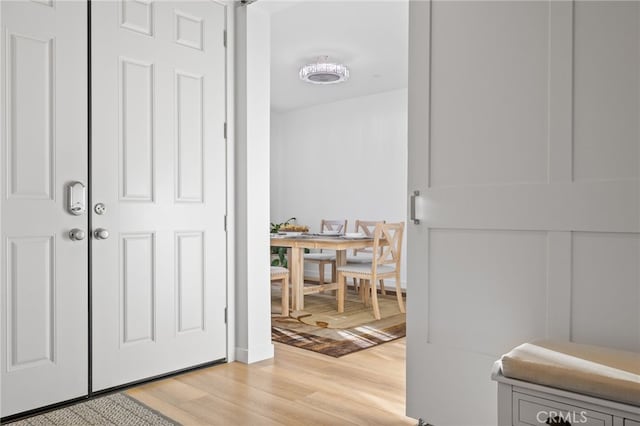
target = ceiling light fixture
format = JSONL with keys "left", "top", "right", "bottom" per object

{"left": 299, "top": 56, "right": 350, "bottom": 85}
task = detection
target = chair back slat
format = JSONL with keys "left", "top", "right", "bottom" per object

{"left": 352, "top": 220, "right": 385, "bottom": 256}
{"left": 321, "top": 219, "right": 347, "bottom": 233}
{"left": 372, "top": 222, "right": 404, "bottom": 274}
{"left": 319, "top": 219, "right": 347, "bottom": 253}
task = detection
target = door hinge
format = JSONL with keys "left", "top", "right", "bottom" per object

{"left": 224, "top": 214, "right": 227, "bottom": 231}
{"left": 224, "top": 307, "right": 228, "bottom": 324}
{"left": 223, "top": 30, "right": 227, "bottom": 47}
{"left": 224, "top": 122, "right": 227, "bottom": 139}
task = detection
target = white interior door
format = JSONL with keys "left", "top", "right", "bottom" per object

{"left": 407, "top": 1, "right": 640, "bottom": 425}
{"left": 0, "top": 0, "right": 88, "bottom": 417}
{"left": 91, "top": 0, "right": 228, "bottom": 391}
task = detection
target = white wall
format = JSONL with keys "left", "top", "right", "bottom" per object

{"left": 234, "top": 4, "right": 274, "bottom": 364}
{"left": 271, "top": 89, "right": 408, "bottom": 287}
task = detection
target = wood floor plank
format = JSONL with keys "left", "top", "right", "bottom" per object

{"left": 130, "top": 377, "right": 209, "bottom": 405}
{"left": 126, "top": 338, "right": 415, "bottom": 425}
{"left": 125, "top": 390, "right": 209, "bottom": 426}
{"left": 187, "top": 362, "right": 318, "bottom": 401}
{"left": 178, "top": 395, "right": 282, "bottom": 426}
{"left": 296, "top": 391, "right": 414, "bottom": 426}
{"left": 176, "top": 370, "right": 350, "bottom": 425}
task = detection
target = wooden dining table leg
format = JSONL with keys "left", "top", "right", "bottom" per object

{"left": 290, "top": 247, "right": 304, "bottom": 311}
{"left": 335, "top": 250, "right": 347, "bottom": 312}
{"left": 287, "top": 248, "right": 295, "bottom": 309}
{"left": 335, "top": 249, "right": 346, "bottom": 269}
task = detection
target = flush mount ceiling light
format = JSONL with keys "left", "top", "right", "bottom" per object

{"left": 299, "top": 56, "right": 350, "bottom": 85}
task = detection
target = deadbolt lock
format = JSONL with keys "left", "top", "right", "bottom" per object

{"left": 94, "top": 203, "right": 106, "bottom": 215}
{"left": 67, "top": 182, "right": 86, "bottom": 216}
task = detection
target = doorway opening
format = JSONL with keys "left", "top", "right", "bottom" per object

{"left": 266, "top": 0, "right": 410, "bottom": 361}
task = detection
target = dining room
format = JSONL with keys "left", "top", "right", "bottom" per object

{"left": 268, "top": 0, "right": 409, "bottom": 357}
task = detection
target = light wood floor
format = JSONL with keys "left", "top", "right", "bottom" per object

{"left": 126, "top": 339, "right": 415, "bottom": 425}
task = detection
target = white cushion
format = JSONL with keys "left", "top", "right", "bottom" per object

{"left": 304, "top": 253, "right": 335, "bottom": 261}
{"left": 347, "top": 253, "right": 374, "bottom": 264}
{"left": 270, "top": 266, "right": 288, "bottom": 276}
{"left": 337, "top": 264, "right": 395, "bottom": 275}
{"left": 500, "top": 340, "right": 640, "bottom": 406}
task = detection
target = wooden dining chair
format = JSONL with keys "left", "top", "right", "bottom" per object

{"left": 347, "top": 220, "right": 386, "bottom": 294}
{"left": 304, "top": 219, "right": 348, "bottom": 286}
{"left": 337, "top": 222, "right": 405, "bottom": 320}
{"left": 270, "top": 266, "right": 290, "bottom": 316}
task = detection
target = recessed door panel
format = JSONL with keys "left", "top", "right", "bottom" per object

{"left": 176, "top": 232, "right": 205, "bottom": 333}
{"left": 120, "top": 0, "right": 153, "bottom": 36}
{"left": 175, "top": 71, "right": 204, "bottom": 203}
{"left": 7, "top": 33, "right": 54, "bottom": 200}
{"left": 121, "top": 233, "right": 156, "bottom": 344}
{"left": 174, "top": 11, "right": 204, "bottom": 51}
{"left": 120, "top": 58, "right": 155, "bottom": 202}
{"left": 7, "top": 237, "right": 55, "bottom": 370}
{"left": 571, "top": 232, "right": 640, "bottom": 352}
{"left": 573, "top": 2, "right": 640, "bottom": 181}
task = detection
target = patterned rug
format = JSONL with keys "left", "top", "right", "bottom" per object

{"left": 271, "top": 289, "right": 406, "bottom": 357}
{"left": 6, "top": 393, "right": 178, "bottom": 426}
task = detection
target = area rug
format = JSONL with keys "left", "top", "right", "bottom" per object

{"left": 6, "top": 393, "right": 178, "bottom": 426}
{"left": 271, "top": 289, "right": 406, "bottom": 357}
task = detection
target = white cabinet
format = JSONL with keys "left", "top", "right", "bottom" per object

{"left": 514, "top": 392, "right": 612, "bottom": 426}
{"left": 495, "top": 373, "right": 640, "bottom": 426}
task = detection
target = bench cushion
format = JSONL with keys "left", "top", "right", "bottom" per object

{"left": 500, "top": 340, "right": 640, "bottom": 406}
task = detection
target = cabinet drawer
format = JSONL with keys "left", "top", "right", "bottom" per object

{"left": 513, "top": 392, "right": 613, "bottom": 426}
{"left": 625, "top": 420, "right": 640, "bottom": 426}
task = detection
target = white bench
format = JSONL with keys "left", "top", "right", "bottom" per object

{"left": 492, "top": 340, "right": 640, "bottom": 426}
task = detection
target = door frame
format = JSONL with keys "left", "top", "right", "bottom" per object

{"left": 224, "top": 0, "right": 236, "bottom": 364}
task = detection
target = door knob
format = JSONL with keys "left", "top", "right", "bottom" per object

{"left": 69, "top": 229, "right": 86, "bottom": 241}
{"left": 94, "top": 228, "right": 110, "bottom": 240}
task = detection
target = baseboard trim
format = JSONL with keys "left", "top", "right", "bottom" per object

{"left": 235, "top": 343, "right": 274, "bottom": 364}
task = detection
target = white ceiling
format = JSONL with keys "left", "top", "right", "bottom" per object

{"left": 263, "top": 0, "right": 409, "bottom": 112}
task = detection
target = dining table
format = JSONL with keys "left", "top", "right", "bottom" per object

{"left": 270, "top": 234, "right": 378, "bottom": 312}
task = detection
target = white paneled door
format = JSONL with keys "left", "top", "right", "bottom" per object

{"left": 407, "top": 1, "right": 640, "bottom": 425}
{"left": 1, "top": 0, "right": 227, "bottom": 416}
{"left": 91, "top": 0, "right": 228, "bottom": 391}
{"left": 0, "top": 0, "right": 88, "bottom": 417}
